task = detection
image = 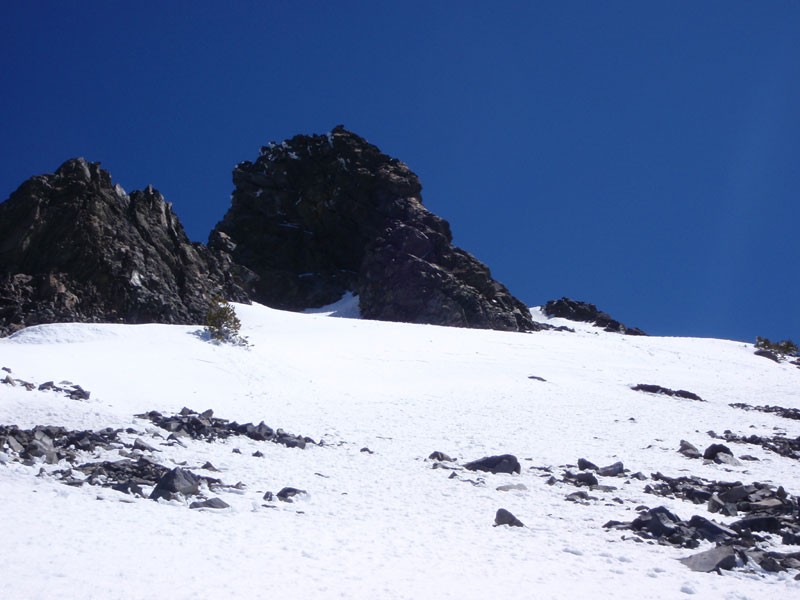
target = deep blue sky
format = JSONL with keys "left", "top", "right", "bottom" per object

{"left": 2, "top": 2, "right": 798, "bottom": 342}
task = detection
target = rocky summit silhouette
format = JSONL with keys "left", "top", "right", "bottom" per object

{"left": 0, "top": 158, "right": 254, "bottom": 336}
{"left": 0, "top": 128, "right": 538, "bottom": 335}
{"left": 211, "top": 126, "right": 538, "bottom": 332}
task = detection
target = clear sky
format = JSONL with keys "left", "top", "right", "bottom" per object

{"left": 2, "top": 1, "right": 798, "bottom": 342}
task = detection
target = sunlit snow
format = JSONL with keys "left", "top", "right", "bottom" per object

{"left": 1, "top": 303, "right": 798, "bottom": 599}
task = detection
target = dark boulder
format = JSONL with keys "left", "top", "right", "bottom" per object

{"left": 464, "top": 454, "right": 521, "bottom": 475}
{"left": 542, "top": 298, "right": 645, "bottom": 335}
{"left": 494, "top": 508, "right": 524, "bottom": 527}
{"left": 276, "top": 487, "right": 307, "bottom": 503}
{"left": 211, "top": 127, "right": 537, "bottom": 332}
{"left": 631, "top": 384, "right": 704, "bottom": 402}
{"left": 150, "top": 467, "right": 201, "bottom": 501}
{"left": 0, "top": 158, "right": 255, "bottom": 336}
{"left": 703, "top": 444, "right": 735, "bottom": 461}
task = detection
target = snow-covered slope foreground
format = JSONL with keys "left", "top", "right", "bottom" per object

{"left": 1, "top": 303, "right": 799, "bottom": 599}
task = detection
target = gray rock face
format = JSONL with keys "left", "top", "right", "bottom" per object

{"left": 0, "top": 158, "right": 255, "bottom": 336}
{"left": 211, "top": 126, "right": 537, "bottom": 332}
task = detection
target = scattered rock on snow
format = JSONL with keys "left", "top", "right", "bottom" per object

{"left": 276, "top": 487, "right": 307, "bottom": 503}
{"left": 464, "top": 454, "right": 520, "bottom": 475}
{"left": 679, "top": 545, "right": 738, "bottom": 573}
{"left": 428, "top": 451, "right": 454, "bottom": 462}
{"left": 631, "top": 384, "right": 704, "bottom": 402}
{"left": 597, "top": 461, "right": 625, "bottom": 477}
{"left": 496, "top": 483, "right": 527, "bottom": 492}
{"left": 678, "top": 440, "right": 701, "bottom": 459}
{"left": 189, "top": 498, "right": 230, "bottom": 510}
{"left": 135, "top": 408, "right": 316, "bottom": 449}
{"left": 729, "top": 402, "right": 800, "bottom": 421}
{"left": 149, "top": 467, "right": 201, "bottom": 501}
{"left": 494, "top": 508, "right": 524, "bottom": 527}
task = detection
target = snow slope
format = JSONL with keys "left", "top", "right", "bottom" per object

{"left": 1, "top": 303, "right": 799, "bottom": 599}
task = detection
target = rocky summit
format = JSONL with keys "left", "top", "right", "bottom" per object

{"left": 0, "top": 128, "right": 537, "bottom": 335}
{"left": 0, "top": 158, "right": 254, "bottom": 336}
{"left": 211, "top": 126, "right": 537, "bottom": 332}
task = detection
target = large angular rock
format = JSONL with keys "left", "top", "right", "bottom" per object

{"left": 211, "top": 127, "right": 537, "bottom": 332}
{"left": 0, "top": 159, "right": 255, "bottom": 336}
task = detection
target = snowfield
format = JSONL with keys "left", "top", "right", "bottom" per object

{"left": 1, "top": 302, "right": 799, "bottom": 599}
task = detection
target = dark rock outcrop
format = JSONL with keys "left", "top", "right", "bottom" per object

{"left": 211, "top": 126, "right": 537, "bottom": 332}
{"left": 631, "top": 384, "right": 704, "bottom": 402}
{"left": 542, "top": 297, "right": 645, "bottom": 335}
{"left": 0, "top": 158, "right": 254, "bottom": 336}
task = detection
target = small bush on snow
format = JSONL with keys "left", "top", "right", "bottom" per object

{"left": 204, "top": 297, "right": 250, "bottom": 347}
{"left": 755, "top": 336, "right": 798, "bottom": 357}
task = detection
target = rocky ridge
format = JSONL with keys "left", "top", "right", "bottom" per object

{"left": 0, "top": 129, "right": 541, "bottom": 335}
{"left": 0, "top": 158, "right": 254, "bottom": 336}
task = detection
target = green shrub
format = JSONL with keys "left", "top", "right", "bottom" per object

{"left": 755, "top": 336, "right": 798, "bottom": 357}
{"left": 204, "top": 296, "right": 249, "bottom": 346}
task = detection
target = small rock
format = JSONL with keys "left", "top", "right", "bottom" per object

{"left": 678, "top": 440, "right": 701, "bottom": 459}
{"left": 189, "top": 497, "right": 229, "bottom": 510}
{"left": 149, "top": 467, "right": 201, "bottom": 501}
{"left": 494, "top": 508, "right": 524, "bottom": 527}
{"left": 679, "top": 545, "right": 737, "bottom": 572}
{"left": 133, "top": 438, "right": 159, "bottom": 453}
{"left": 597, "top": 461, "right": 624, "bottom": 477}
{"left": 574, "top": 471, "right": 598, "bottom": 487}
{"left": 276, "top": 487, "right": 307, "bottom": 502}
{"left": 464, "top": 454, "right": 521, "bottom": 475}
{"left": 428, "top": 451, "right": 454, "bottom": 462}
{"left": 577, "top": 458, "right": 598, "bottom": 471}
{"left": 703, "top": 443, "right": 734, "bottom": 461}
{"left": 496, "top": 483, "right": 527, "bottom": 492}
